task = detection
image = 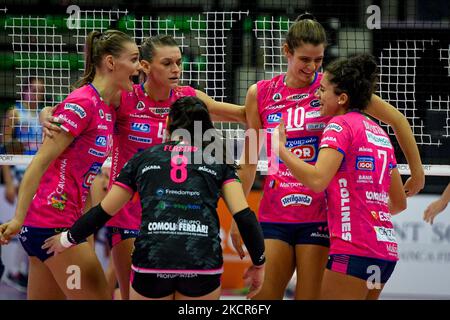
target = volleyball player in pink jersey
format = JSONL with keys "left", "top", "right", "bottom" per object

{"left": 274, "top": 53, "right": 407, "bottom": 299}
{"left": 233, "top": 14, "right": 423, "bottom": 300}
{"left": 0, "top": 30, "right": 141, "bottom": 299}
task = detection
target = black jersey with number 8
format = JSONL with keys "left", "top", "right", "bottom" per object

{"left": 115, "top": 140, "right": 239, "bottom": 274}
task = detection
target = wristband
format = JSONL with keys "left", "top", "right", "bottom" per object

{"left": 60, "top": 231, "right": 74, "bottom": 248}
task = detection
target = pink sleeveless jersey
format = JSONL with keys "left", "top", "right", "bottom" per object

{"left": 106, "top": 84, "right": 196, "bottom": 230}
{"left": 24, "top": 84, "right": 115, "bottom": 228}
{"left": 319, "top": 111, "right": 398, "bottom": 261}
{"left": 257, "top": 73, "right": 330, "bottom": 223}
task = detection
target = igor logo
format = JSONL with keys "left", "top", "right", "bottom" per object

{"left": 356, "top": 156, "right": 375, "bottom": 171}
{"left": 285, "top": 137, "right": 318, "bottom": 162}
{"left": 131, "top": 123, "right": 150, "bottom": 133}
{"left": 95, "top": 136, "right": 107, "bottom": 147}
{"left": 290, "top": 145, "right": 316, "bottom": 161}
{"left": 267, "top": 113, "right": 282, "bottom": 124}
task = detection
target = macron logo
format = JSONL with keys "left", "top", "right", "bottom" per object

{"left": 131, "top": 123, "right": 150, "bottom": 133}
{"left": 267, "top": 113, "right": 282, "bottom": 123}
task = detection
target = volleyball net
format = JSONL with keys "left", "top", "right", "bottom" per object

{"left": 0, "top": 1, "right": 449, "bottom": 179}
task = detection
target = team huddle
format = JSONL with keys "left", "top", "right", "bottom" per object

{"left": 0, "top": 14, "right": 426, "bottom": 300}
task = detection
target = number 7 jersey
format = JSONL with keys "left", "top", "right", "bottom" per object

{"left": 319, "top": 111, "right": 398, "bottom": 261}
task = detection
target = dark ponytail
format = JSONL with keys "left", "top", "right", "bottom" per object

{"left": 285, "top": 12, "right": 327, "bottom": 52}
{"left": 76, "top": 31, "right": 101, "bottom": 88}
{"left": 325, "top": 53, "right": 379, "bottom": 110}
{"left": 75, "top": 29, "right": 134, "bottom": 88}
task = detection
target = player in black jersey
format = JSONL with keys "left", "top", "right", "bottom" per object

{"left": 42, "top": 96, "right": 265, "bottom": 300}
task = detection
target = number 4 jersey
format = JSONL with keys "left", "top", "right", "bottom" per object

{"left": 319, "top": 111, "right": 398, "bottom": 261}
{"left": 107, "top": 84, "right": 196, "bottom": 230}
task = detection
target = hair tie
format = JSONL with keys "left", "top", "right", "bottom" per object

{"left": 296, "top": 12, "right": 317, "bottom": 22}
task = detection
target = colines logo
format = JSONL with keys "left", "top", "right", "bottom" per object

{"left": 267, "top": 113, "right": 282, "bottom": 123}
{"left": 88, "top": 148, "right": 106, "bottom": 158}
{"left": 281, "top": 194, "right": 312, "bottom": 207}
{"left": 356, "top": 156, "right": 375, "bottom": 171}
{"left": 131, "top": 123, "right": 150, "bottom": 133}
{"left": 128, "top": 135, "right": 152, "bottom": 144}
